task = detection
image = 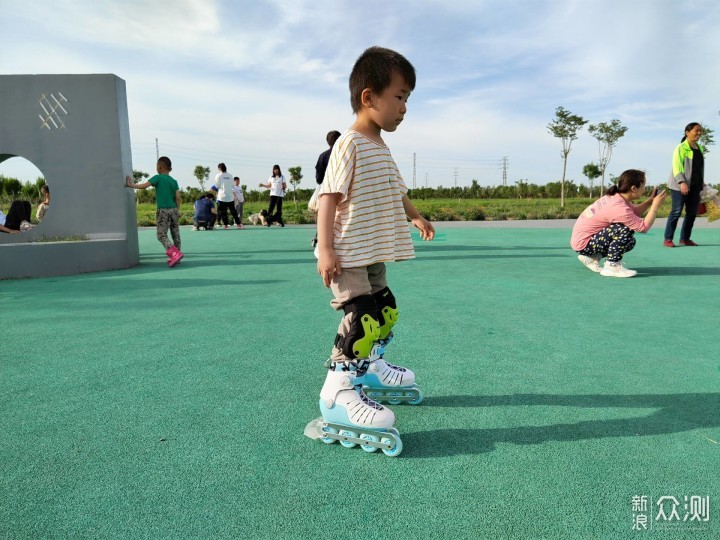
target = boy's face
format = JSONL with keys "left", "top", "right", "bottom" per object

{"left": 366, "top": 72, "right": 411, "bottom": 133}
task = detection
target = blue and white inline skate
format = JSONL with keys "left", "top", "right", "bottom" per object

{"left": 362, "top": 333, "right": 423, "bottom": 405}
{"left": 307, "top": 365, "right": 403, "bottom": 457}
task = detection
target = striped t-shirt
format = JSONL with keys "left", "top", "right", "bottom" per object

{"left": 318, "top": 130, "right": 415, "bottom": 268}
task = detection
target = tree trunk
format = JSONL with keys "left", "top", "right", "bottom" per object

{"left": 561, "top": 155, "right": 567, "bottom": 208}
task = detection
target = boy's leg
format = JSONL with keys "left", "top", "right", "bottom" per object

{"left": 156, "top": 209, "right": 173, "bottom": 250}
{"left": 329, "top": 267, "right": 377, "bottom": 364}
{"left": 317, "top": 266, "right": 397, "bottom": 444}
{"left": 235, "top": 202, "right": 244, "bottom": 224}
{"left": 363, "top": 263, "right": 421, "bottom": 404}
{"left": 229, "top": 202, "right": 240, "bottom": 225}
{"left": 169, "top": 208, "right": 181, "bottom": 250}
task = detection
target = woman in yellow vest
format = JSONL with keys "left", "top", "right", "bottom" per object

{"left": 664, "top": 122, "right": 704, "bottom": 247}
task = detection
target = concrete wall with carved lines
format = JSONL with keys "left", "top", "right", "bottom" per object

{"left": 0, "top": 74, "right": 139, "bottom": 279}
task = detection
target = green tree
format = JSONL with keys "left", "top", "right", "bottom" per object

{"left": 699, "top": 123, "right": 715, "bottom": 153}
{"left": 133, "top": 170, "right": 149, "bottom": 183}
{"left": 2, "top": 177, "right": 22, "bottom": 198}
{"left": 547, "top": 106, "right": 587, "bottom": 208}
{"left": 20, "top": 181, "right": 39, "bottom": 201}
{"left": 193, "top": 165, "right": 210, "bottom": 191}
{"left": 288, "top": 166, "right": 303, "bottom": 209}
{"left": 588, "top": 119, "right": 628, "bottom": 195}
{"left": 582, "top": 163, "right": 602, "bottom": 198}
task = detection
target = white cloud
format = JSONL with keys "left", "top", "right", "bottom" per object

{"left": 2, "top": 0, "right": 719, "bottom": 189}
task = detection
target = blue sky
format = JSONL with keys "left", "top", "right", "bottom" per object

{"left": 1, "top": 0, "right": 718, "bottom": 191}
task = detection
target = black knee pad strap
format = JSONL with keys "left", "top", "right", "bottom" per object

{"left": 373, "top": 287, "right": 399, "bottom": 340}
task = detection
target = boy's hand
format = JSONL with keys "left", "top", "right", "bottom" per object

{"left": 412, "top": 217, "right": 435, "bottom": 241}
{"left": 125, "top": 175, "right": 133, "bottom": 187}
{"left": 317, "top": 248, "right": 342, "bottom": 288}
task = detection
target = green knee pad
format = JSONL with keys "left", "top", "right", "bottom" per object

{"left": 338, "top": 294, "right": 381, "bottom": 359}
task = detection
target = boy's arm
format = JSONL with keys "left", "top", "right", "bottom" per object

{"left": 402, "top": 194, "right": 435, "bottom": 241}
{"left": 175, "top": 190, "right": 182, "bottom": 211}
{"left": 317, "top": 193, "right": 342, "bottom": 287}
{"left": 126, "top": 175, "right": 151, "bottom": 190}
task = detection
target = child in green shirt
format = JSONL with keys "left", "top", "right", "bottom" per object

{"left": 126, "top": 156, "right": 184, "bottom": 267}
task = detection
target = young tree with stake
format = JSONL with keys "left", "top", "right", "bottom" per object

{"left": 547, "top": 106, "right": 587, "bottom": 208}
{"left": 588, "top": 120, "right": 628, "bottom": 196}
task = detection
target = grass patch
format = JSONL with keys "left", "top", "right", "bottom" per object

{"left": 30, "top": 234, "right": 90, "bottom": 243}
{"left": 134, "top": 198, "right": 674, "bottom": 226}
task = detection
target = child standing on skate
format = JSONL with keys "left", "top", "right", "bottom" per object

{"left": 310, "top": 46, "right": 434, "bottom": 456}
{"left": 126, "top": 156, "right": 184, "bottom": 267}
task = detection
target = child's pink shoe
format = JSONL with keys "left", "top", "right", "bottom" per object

{"left": 166, "top": 246, "right": 184, "bottom": 267}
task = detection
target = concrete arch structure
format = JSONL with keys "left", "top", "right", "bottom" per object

{"left": 0, "top": 74, "right": 139, "bottom": 279}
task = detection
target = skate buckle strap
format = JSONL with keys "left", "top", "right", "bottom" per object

{"left": 321, "top": 373, "right": 354, "bottom": 409}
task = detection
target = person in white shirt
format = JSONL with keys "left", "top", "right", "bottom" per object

{"left": 215, "top": 163, "right": 242, "bottom": 229}
{"left": 258, "top": 164, "right": 287, "bottom": 227}
{"left": 232, "top": 177, "right": 245, "bottom": 229}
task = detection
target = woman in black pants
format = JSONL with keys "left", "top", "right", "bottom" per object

{"left": 258, "top": 164, "right": 286, "bottom": 227}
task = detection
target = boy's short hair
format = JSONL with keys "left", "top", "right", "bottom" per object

{"left": 218, "top": 163, "right": 227, "bottom": 173}
{"left": 326, "top": 130, "right": 341, "bottom": 146}
{"left": 233, "top": 176, "right": 240, "bottom": 181}
{"left": 349, "top": 46, "right": 416, "bottom": 114}
{"left": 206, "top": 192, "right": 215, "bottom": 199}
{"left": 40, "top": 184, "right": 49, "bottom": 195}
{"left": 158, "top": 156, "right": 172, "bottom": 170}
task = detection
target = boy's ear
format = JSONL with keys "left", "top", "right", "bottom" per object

{"left": 361, "top": 88, "right": 374, "bottom": 109}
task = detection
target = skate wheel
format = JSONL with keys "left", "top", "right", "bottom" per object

{"left": 381, "top": 435, "right": 403, "bottom": 457}
{"left": 366, "top": 391, "right": 383, "bottom": 400}
{"left": 320, "top": 425, "right": 338, "bottom": 444}
{"left": 360, "top": 433, "right": 380, "bottom": 453}
{"left": 408, "top": 389, "right": 424, "bottom": 405}
{"left": 387, "top": 427, "right": 400, "bottom": 438}
{"left": 340, "top": 430, "right": 358, "bottom": 448}
{"left": 387, "top": 392, "right": 402, "bottom": 405}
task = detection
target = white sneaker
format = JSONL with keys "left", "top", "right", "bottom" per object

{"left": 600, "top": 262, "right": 637, "bottom": 278}
{"left": 577, "top": 254, "right": 602, "bottom": 273}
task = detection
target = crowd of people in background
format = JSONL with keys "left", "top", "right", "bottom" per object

{"left": 2, "top": 121, "right": 716, "bottom": 283}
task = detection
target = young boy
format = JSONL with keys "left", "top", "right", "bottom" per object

{"left": 232, "top": 176, "right": 245, "bottom": 228}
{"left": 311, "top": 46, "right": 434, "bottom": 456}
{"left": 125, "top": 156, "right": 184, "bottom": 267}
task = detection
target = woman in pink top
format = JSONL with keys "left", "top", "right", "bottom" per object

{"left": 571, "top": 169, "right": 667, "bottom": 278}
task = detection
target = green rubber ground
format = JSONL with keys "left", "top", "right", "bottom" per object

{"left": 1, "top": 223, "right": 718, "bottom": 539}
